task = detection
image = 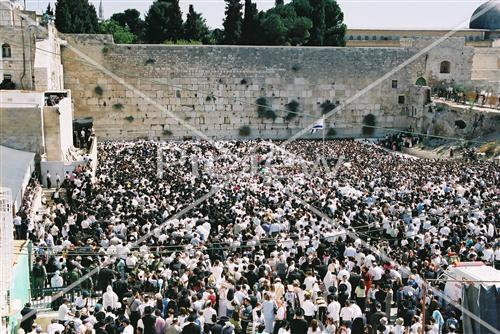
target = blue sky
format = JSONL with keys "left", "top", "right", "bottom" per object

{"left": 25, "top": 0, "right": 486, "bottom": 30}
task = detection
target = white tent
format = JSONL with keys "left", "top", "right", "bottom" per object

{"left": 0, "top": 145, "right": 35, "bottom": 212}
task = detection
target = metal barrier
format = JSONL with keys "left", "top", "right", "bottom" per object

{"left": 30, "top": 287, "right": 102, "bottom": 311}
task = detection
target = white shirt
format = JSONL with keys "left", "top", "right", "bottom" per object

{"left": 123, "top": 325, "right": 134, "bottom": 334}
{"left": 327, "top": 301, "right": 341, "bottom": 321}
{"left": 302, "top": 300, "right": 317, "bottom": 316}
{"left": 47, "top": 322, "right": 64, "bottom": 334}
{"left": 58, "top": 303, "right": 69, "bottom": 321}
{"left": 339, "top": 306, "right": 353, "bottom": 322}
{"left": 203, "top": 307, "right": 217, "bottom": 324}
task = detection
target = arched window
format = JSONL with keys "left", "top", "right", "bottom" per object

{"left": 364, "top": 36, "right": 369, "bottom": 40}
{"left": 356, "top": 36, "right": 362, "bottom": 40}
{"left": 349, "top": 36, "right": 354, "bottom": 40}
{"left": 372, "top": 36, "right": 377, "bottom": 40}
{"left": 440, "top": 61, "right": 450, "bottom": 74}
{"left": 415, "top": 77, "right": 427, "bottom": 86}
{"left": 2, "top": 44, "right": 11, "bottom": 58}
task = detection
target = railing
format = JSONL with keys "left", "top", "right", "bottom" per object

{"left": 30, "top": 287, "right": 102, "bottom": 311}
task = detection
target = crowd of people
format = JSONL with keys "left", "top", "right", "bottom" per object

{"left": 19, "top": 139, "right": 498, "bottom": 334}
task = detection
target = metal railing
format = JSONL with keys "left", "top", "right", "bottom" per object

{"left": 30, "top": 287, "right": 102, "bottom": 311}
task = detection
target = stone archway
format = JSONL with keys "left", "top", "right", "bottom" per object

{"left": 416, "top": 77, "right": 427, "bottom": 86}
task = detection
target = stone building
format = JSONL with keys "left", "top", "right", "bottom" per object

{"left": 0, "top": 0, "right": 74, "bottom": 162}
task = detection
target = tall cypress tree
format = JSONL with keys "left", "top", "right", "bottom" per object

{"left": 308, "top": 0, "right": 325, "bottom": 45}
{"left": 144, "top": 0, "right": 183, "bottom": 43}
{"left": 222, "top": 0, "right": 243, "bottom": 44}
{"left": 240, "top": 0, "right": 259, "bottom": 45}
{"left": 55, "top": 0, "right": 99, "bottom": 33}
{"left": 184, "top": 4, "right": 210, "bottom": 42}
{"left": 323, "top": 0, "right": 346, "bottom": 46}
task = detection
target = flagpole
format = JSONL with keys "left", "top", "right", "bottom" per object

{"left": 322, "top": 117, "right": 325, "bottom": 159}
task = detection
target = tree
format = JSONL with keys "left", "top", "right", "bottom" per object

{"left": 144, "top": 0, "right": 183, "bottom": 43}
{"left": 55, "top": 0, "right": 99, "bottom": 33}
{"left": 45, "top": 4, "right": 54, "bottom": 16}
{"left": 99, "top": 19, "right": 136, "bottom": 44}
{"left": 309, "top": 0, "right": 325, "bottom": 45}
{"left": 184, "top": 5, "right": 210, "bottom": 42}
{"left": 323, "top": 0, "right": 346, "bottom": 46}
{"left": 260, "top": 13, "right": 287, "bottom": 45}
{"left": 222, "top": 0, "right": 243, "bottom": 44}
{"left": 288, "top": 16, "right": 312, "bottom": 45}
{"left": 111, "top": 9, "right": 144, "bottom": 39}
{"left": 240, "top": 0, "right": 259, "bottom": 45}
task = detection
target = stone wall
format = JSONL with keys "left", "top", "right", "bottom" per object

{"left": 0, "top": 106, "right": 43, "bottom": 152}
{"left": 62, "top": 35, "right": 433, "bottom": 140}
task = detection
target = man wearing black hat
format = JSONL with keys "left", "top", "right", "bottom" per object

{"left": 20, "top": 303, "right": 37, "bottom": 333}
{"left": 182, "top": 313, "right": 201, "bottom": 334}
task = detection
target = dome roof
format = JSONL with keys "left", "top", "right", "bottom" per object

{"left": 469, "top": 0, "right": 500, "bottom": 30}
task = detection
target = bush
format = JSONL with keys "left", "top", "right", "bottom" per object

{"left": 256, "top": 97, "right": 269, "bottom": 118}
{"left": 240, "top": 79, "right": 247, "bottom": 85}
{"left": 291, "top": 64, "right": 301, "bottom": 72}
{"left": 285, "top": 100, "right": 300, "bottom": 121}
{"left": 163, "top": 129, "right": 173, "bottom": 136}
{"left": 113, "top": 102, "right": 124, "bottom": 110}
{"left": 362, "top": 114, "right": 376, "bottom": 136}
{"left": 94, "top": 85, "right": 103, "bottom": 96}
{"left": 264, "top": 109, "right": 277, "bottom": 121}
{"left": 145, "top": 58, "right": 156, "bottom": 65}
{"left": 455, "top": 120, "right": 467, "bottom": 129}
{"left": 320, "top": 100, "right": 336, "bottom": 114}
{"left": 239, "top": 125, "right": 251, "bottom": 137}
{"left": 327, "top": 128, "right": 337, "bottom": 137}
{"left": 102, "top": 46, "right": 109, "bottom": 55}
{"left": 124, "top": 115, "right": 134, "bottom": 122}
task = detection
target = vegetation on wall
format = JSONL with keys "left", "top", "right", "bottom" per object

{"left": 163, "top": 129, "right": 173, "bottom": 136}
{"left": 125, "top": 115, "right": 134, "bottom": 122}
{"left": 113, "top": 103, "right": 124, "bottom": 110}
{"left": 256, "top": 97, "right": 276, "bottom": 120}
{"left": 320, "top": 100, "right": 336, "bottom": 114}
{"left": 94, "top": 85, "right": 104, "bottom": 96}
{"left": 362, "top": 113, "right": 376, "bottom": 136}
{"left": 239, "top": 125, "right": 252, "bottom": 136}
{"left": 284, "top": 100, "right": 300, "bottom": 121}
{"left": 326, "top": 127, "right": 337, "bottom": 137}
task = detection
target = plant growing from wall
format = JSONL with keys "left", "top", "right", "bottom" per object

{"left": 326, "top": 127, "right": 337, "bottom": 137}
{"left": 94, "top": 85, "right": 104, "bottom": 96}
{"left": 256, "top": 97, "right": 269, "bottom": 117}
{"left": 125, "top": 115, "right": 134, "bottom": 122}
{"left": 284, "top": 99, "right": 300, "bottom": 121}
{"left": 102, "top": 46, "right": 109, "bottom": 55}
{"left": 163, "top": 129, "right": 173, "bottom": 136}
{"left": 239, "top": 125, "right": 251, "bottom": 137}
{"left": 361, "top": 113, "right": 376, "bottom": 136}
{"left": 206, "top": 93, "right": 216, "bottom": 102}
{"left": 320, "top": 100, "right": 336, "bottom": 114}
{"left": 113, "top": 102, "right": 124, "bottom": 110}
{"left": 240, "top": 78, "right": 248, "bottom": 85}
{"left": 291, "top": 64, "right": 301, "bottom": 72}
{"left": 145, "top": 58, "right": 156, "bottom": 65}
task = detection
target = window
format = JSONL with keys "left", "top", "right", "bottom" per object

{"left": 365, "top": 36, "right": 369, "bottom": 40}
{"left": 372, "top": 36, "right": 377, "bottom": 40}
{"left": 468, "top": 36, "right": 474, "bottom": 41}
{"left": 2, "top": 44, "right": 11, "bottom": 58}
{"left": 392, "top": 80, "right": 398, "bottom": 88}
{"left": 398, "top": 96, "right": 405, "bottom": 104}
{"left": 440, "top": 61, "right": 450, "bottom": 73}
{"left": 356, "top": 36, "right": 362, "bottom": 40}
{"left": 198, "top": 116, "right": 205, "bottom": 125}
{"left": 349, "top": 36, "right": 354, "bottom": 40}
{"left": 223, "top": 116, "right": 230, "bottom": 124}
